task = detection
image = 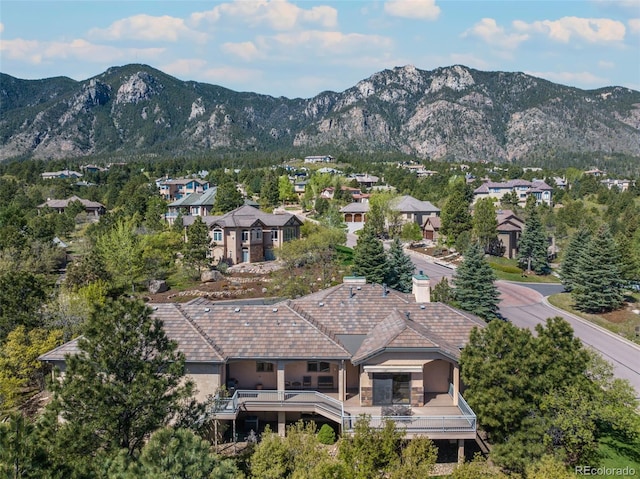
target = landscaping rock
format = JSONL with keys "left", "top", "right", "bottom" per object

{"left": 148, "top": 280, "right": 168, "bottom": 294}
{"left": 201, "top": 270, "right": 224, "bottom": 283}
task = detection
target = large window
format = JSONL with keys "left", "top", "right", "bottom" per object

{"left": 307, "top": 361, "right": 330, "bottom": 373}
{"left": 213, "top": 229, "right": 223, "bottom": 242}
{"left": 284, "top": 227, "right": 296, "bottom": 242}
{"left": 271, "top": 230, "right": 278, "bottom": 241}
{"left": 256, "top": 362, "right": 274, "bottom": 372}
{"left": 242, "top": 230, "right": 249, "bottom": 241}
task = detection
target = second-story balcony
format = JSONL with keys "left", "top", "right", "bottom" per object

{"left": 210, "top": 384, "right": 476, "bottom": 439}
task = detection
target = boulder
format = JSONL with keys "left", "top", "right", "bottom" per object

{"left": 201, "top": 270, "right": 224, "bottom": 283}
{"left": 148, "top": 280, "right": 168, "bottom": 294}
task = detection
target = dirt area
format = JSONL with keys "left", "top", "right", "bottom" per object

{"left": 145, "top": 272, "right": 276, "bottom": 303}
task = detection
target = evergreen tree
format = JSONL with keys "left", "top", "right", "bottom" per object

{"left": 214, "top": 181, "right": 244, "bottom": 213}
{"left": 352, "top": 223, "right": 389, "bottom": 284}
{"left": 44, "top": 299, "right": 195, "bottom": 466}
{"left": 517, "top": 207, "right": 550, "bottom": 274}
{"left": 472, "top": 198, "right": 498, "bottom": 254}
{"left": 560, "top": 228, "right": 591, "bottom": 292}
{"left": 184, "top": 216, "right": 210, "bottom": 274}
{"left": 452, "top": 243, "right": 500, "bottom": 321}
{"left": 260, "top": 172, "right": 280, "bottom": 210}
{"left": 440, "top": 182, "right": 472, "bottom": 247}
{"left": 500, "top": 190, "right": 520, "bottom": 211}
{"left": 431, "top": 277, "right": 454, "bottom": 304}
{"left": 385, "top": 238, "right": 414, "bottom": 293}
{"left": 572, "top": 225, "right": 624, "bottom": 313}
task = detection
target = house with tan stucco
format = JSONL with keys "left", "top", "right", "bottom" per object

{"left": 40, "top": 274, "right": 481, "bottom": 460}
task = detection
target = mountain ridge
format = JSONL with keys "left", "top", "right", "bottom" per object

{"left": 1, "top": 63, "right": 638, "bottom": 163}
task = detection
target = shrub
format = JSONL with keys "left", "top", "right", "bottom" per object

{"left": 317, "top": 424, "right": 336, "bottom": 445}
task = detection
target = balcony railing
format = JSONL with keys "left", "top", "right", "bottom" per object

{"left": 211, "top": 387, "right": 476, "bottom": 435}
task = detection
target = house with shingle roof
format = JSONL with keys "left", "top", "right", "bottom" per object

{"left": 473, "top": 179, "right": 553, "bottom": 206}
{"left": 41, "top": 274, "right": 482, "bottom": 458}
{"left": 165, "top": 187, "right": 218, "bottom": 224}
{"left": 41, "top": 169, "right": 83, "bottom": 180}
{"left": 38, "top": 196, "right": 105, "bottom": 217}
{"left": 182, "top": 205, "right": 302, "bottom": 265}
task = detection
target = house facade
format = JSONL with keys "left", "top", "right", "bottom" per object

{"left": 40, "top": 275, "right": 482, "bottom": 460}
{"left": 473, "top": 179, "right": 553, "bottom": 206}
{"left": 182, "top": 205, "right": 302, "bottom": 265}
{"left": 158, "top": 178, "right": 210, "bottom": 201}
{"left": 41, "top": 170, "right": 83, "bottom": 180}
{"left": 496, "top": 210, "right": 524, "bottom": 259}
{"left": 165, "top": 187, "right": 218, "bottom": 224}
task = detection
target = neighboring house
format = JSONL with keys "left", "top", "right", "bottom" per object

{"left": 473, "top": 179, "right": 553, "bottom": 206}
{"left": 81, "top": 164, "right": 107, "bottom": 174}
{"left": 496, "top": 210, "right": 524, "bottom": 259}
{"left": 304, "top": 155, "right": 335, "bottom": 163}
{"left": 553, "top": 177, "right": 568, "bottom": 189}
{"left": 165, "top": 187, "right": 218, "bottom": 224}
{"left": 37, "top": 196, "right": 106, "bottom": 217}
{"left": 393, "top": 196, "right": 440, "bottom": 227}
{"left": 158, "top": 178, "right": 210, "bottom": 201}
{"left": 41, "top": 170, "right": 83, "bottom": 180}
{"left": 584, "top": 168, "right": 606, "bottom": 177}
{"left": 320, "top": 186, "right": 362, "bottom": 200}
{"left": 601, "top": 178, "right": 633, "bottom": 192}
{"left": 293, "top": 181, "right": 307, "bottom": 197}
{"left": 399, "top": 164, "right": 438, "bottom": 178}
{"left": 422, "top": 216, "right": 441, "bottom": 243}
{"left": 39, "top": 274, "right": 482, "bottom": 459}
{"left": 350, "top": 173, "right": 379, "bottom": 189}
{"left": 182, "top": 205, "right": 302, "bottom": 264}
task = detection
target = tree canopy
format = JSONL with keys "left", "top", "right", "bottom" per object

{"left": 452, "top": 243, "right": 500, "bottom": 321}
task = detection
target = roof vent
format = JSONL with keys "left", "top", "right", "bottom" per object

{"left": 272, "top": 308, "right": 278, "bottom": 313}
{"left": 152, "top": 306, "right": 158, "bottom": 310}
{"left": 235, "top": 307, "right": 241, "bottom": 313}
{"left": 318, "top": 302, "right": 324, "bottom": 307}
{"left": 356, "top": 286, "right": 361, "bottom": 290}
{"left": 349, "top": 287, "right": 354, "bottom": 298}
{"left": 204, "top": 307, "right": 210, "bottom": 312}
{"left": 405, "top": 311, "right": 411, "bottom": 321}
{"left": 420, "top": 304, "right": 426, "bottom": 310}
{"left": 382, "top": 283, "right": 388, "bottom": 297}
{"left": 245, "top": 321, "right": 250, "bottom": 326}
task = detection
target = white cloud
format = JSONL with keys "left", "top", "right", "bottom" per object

{"left": 598, "top": 60, "right": 615, "bottom": 68}
{"left": 629, "top": 18, "right": 640, "bottom": 34}
{"left": 191, "top": 0, "right": 337, "bottom": 31}
{"left": 525, "top": 70, "right": 609, "bottom": 86}
{"left": 384, "top": 0, "right": 440, "bottom": 21}
{"left": 463, "top": 18, "right": 529, "bottom": 49}
{"left": 514, "top": 17, "right": 626, "bottom": 43}
{"left": 0, "top": 37, "right": 164, "bottom": 65}
{"left": 89, "top": 14, "right": 206, "bottom": 43}
{"left": 221, "top": 41, "right": 261, "bottom": 61}
{"left": 267, "top": 30, "right": 393, "bottom": 56}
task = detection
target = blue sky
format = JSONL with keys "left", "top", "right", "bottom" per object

{"left": 1, "top": 1, "right": 638, "bottom": 98}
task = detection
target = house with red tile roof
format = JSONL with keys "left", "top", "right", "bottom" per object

{"left": 40, "top": 274, "right": 482, "bottom": 459}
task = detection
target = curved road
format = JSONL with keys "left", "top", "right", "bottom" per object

{"left": 406, "top": 250, "right": 640, "bottom": 398}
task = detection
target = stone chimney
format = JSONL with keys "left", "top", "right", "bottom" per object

{"left": 412, "top": 271, "right": 430, "bottom": 303}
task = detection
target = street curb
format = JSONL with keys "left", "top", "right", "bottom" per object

{"left": 541, "top": 296, "right": 640, "bottom": 353}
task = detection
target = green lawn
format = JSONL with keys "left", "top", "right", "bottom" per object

{"left": 547, "top": 292, "right": 640, "bottom": 344}
{"left": 594, "top": 434, "right": 640, "bottom": 478}
{"left": 487, "top": 256, "right": 561, "bottom": 284}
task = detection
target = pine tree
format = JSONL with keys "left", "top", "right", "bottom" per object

{"left": 352, "top": 223, "right": 389, "bottom": 284}
{"left": 517, "top": 207, "right": 550, "bottom": 274}
{"left": 385, "top": 238, "right": 414, "bottom": 293}
{"left": 214, "top": 181, "right": 244, "bottom": 213}
{"left": 45, "top": 299, "right": 195, "bottom": 466}
{"left": 560, "top": 228, "right": 591, "bottom": 292}
{"left": 472, "top": 198, "right": 498, "bottom": 254}
{"left": 260, "top": 172, "right": 280, "bottom": 210}
{"left": 184, "top": 216, "right": 210, "bottom": 274}
{"left": 440, "top": 181, "right": 472, "bottom": 247}
{"left": 453, "top": 242, "right": 500, "bottom": 321}
{"left": 572, "top": 225, "right": 624, "bottom": 313}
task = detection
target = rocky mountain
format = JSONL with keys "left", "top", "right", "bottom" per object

{"left": 1, "top": 64, "right": 638, "bottom": 163}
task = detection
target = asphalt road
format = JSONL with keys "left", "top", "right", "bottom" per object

{"left": 405, "top": 250, "right": 640, "bottom": 398}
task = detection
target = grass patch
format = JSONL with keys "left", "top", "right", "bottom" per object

{"left": 547, "top": 292, "right": 640, "bottom": 344}
{"left": 336, "top": 245, "right": 353, "bottom": 266}
{"left": 595, "top": 434, "right": 640, "bottom": 478}
{"left": 486, "top": 256, "right": 561, "bottom": 283}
